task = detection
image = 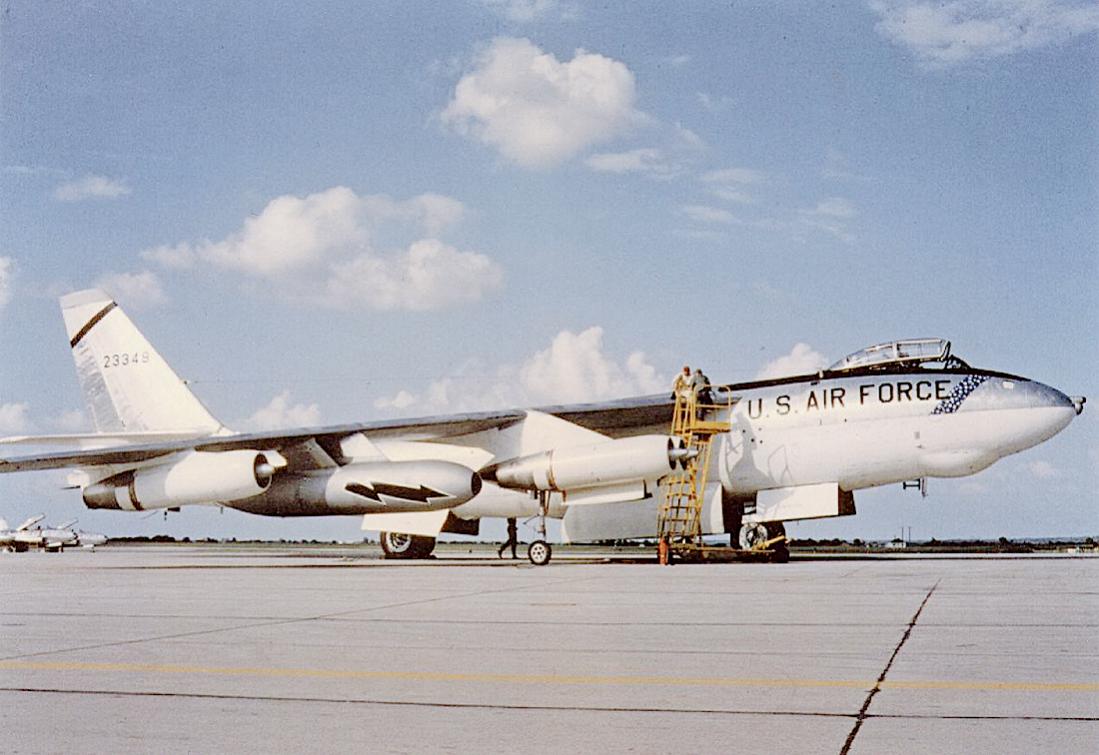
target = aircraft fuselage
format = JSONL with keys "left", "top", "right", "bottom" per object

{"left": 714, "top": 367, "right": 1077, "bottom": 494}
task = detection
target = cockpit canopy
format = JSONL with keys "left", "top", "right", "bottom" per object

{"left": 828, "top": 338, "right": 964, "bottom": 373}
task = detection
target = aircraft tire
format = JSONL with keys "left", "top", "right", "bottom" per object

{"left": 770, "top": 543, "right": 790, "bottom": 563}
{"left": 738, "top": 522, "right": 769, "bottom": 550}
{"left": 379, "top": 532, "right": 436, "bottom": 559}
{"left": 527, "top": 540, "right": 551, "bottom": 566}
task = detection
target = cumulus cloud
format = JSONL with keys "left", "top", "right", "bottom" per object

{"left": 0, "top": 402, "right": 31, "bottom": 434}
{"left": 756, "top": 343, "right": 830, "bottom": 380}
{"left": 519, "top": 327, "right": 665, "bottom": 404}
{"left": 0, "top": 257, "right": 11, "bottom": 313}
{"left": 373, "top": 326, "right": 666, "bottom": 414}
{"left": 479, "top": 0, "right": 577, "bottom": 22}
{"left": 53, "top": 409, "right": 90, "bottom": 432}
{"left": 442, "top": 37, "right": 641, "bottom": 168}
{"left": 93, "top": 270, "right": 167, "bottom": 309}
{"left": 870, "top": 0, "right": 1099, "bottom": 66}
{"left": 141, "top": 187, "right": 502, "bottom": 311}
{"left": 209, "top": 187, "right": 366, "bottom": 275}
{"left": 54, "top": 175, "right": 131, "bottom": 201}
{"left": 374, "top": 390, "right": 418, "bottom": 412}
{"left": 324, "top": 239, "right": 504, "bottom": 311}
{"left": 243, "top": 391, "right": 322, "bottom": 431}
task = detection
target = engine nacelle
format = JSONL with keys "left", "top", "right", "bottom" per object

{"left": 84, "top": 450, "right": 274, "bottom": 511}
{"left": 229, "top": 460, "right": 482, "bottom": 516}
{"left": 482, "top": 435, "right": 681, "bottom": 492}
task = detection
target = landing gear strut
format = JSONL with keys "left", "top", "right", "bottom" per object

{"left": 524, "top": 491, "right": 552, "bottom": 566}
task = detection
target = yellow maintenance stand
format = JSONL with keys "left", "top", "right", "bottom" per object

{"left": 657, "top": 389, "right": 731, "bottom": 564}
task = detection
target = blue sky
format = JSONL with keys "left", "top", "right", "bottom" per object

{"left": 1, "top": 0, "right": 1096, "bottom": 542}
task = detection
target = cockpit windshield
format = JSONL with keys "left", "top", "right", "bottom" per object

{"left": 828, "top": 338, "right": 957, "bottom": 373}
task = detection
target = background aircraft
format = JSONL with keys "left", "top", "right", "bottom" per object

{"left": 0, "top": 514, "right": 107, "bottom": 552}
{"left": 0, "top": 290, "right": 1084, "bottom": 563}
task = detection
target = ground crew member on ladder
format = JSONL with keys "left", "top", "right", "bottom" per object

{"left": 672, "top": 365, "right": 691, "bottom": 401}
{"left": 498, "top": 517, "right": 518, "bottom": 559}
{"left": 692, "top": 368, "right": 714, "bottom": 406}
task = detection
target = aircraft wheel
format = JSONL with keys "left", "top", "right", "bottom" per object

{"left": 738, "top": 522, "right": 769, "bottom": 550}
{"left": 770, "top": 543, "right": 790, "bottom": 563}
{"left": 379, "top": 532, "right": 436, "bottom": 559}
{"left": 527, "top": 540, "right": 552, "bottom": 566}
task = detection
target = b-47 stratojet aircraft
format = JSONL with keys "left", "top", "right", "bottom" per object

{"left": 0, "top": 514, "right": 107, "bottom": 552}
{"left": 0, "top": 289, "right": 1084, "bottom": 563}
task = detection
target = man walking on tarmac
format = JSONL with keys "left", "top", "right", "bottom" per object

{"left": 498, "top": 517, "right": 519, "bottom": 559}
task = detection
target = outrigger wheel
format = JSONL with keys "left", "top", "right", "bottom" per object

{"left": 527, "top": 539, "right": 552, "bottom": 566}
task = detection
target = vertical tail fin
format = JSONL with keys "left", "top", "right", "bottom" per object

{"left": 60, "top": 289, "right": 224, "bottom": 434}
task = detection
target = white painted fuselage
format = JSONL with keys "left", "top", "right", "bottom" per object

{"left": 715, "top": 370, "right": 1076, "bottom": 493}
{"left": 444, "top": 368, "right": 1078, "bottom": 536}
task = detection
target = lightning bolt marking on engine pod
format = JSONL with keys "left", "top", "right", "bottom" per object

{"left": 345, "top": 482, "right": 447, "bottom": 503}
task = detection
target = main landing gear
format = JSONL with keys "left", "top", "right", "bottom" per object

{"left": 379, "top": 531, "right": 436, "bottom": 559}
{"left": 738, "top": 521, "right": 789, "bottom": 563}
{"left": 524, "top": 491, "right": 553, "bottom": 566}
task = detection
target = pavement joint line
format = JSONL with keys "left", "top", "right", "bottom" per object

{"left": 1, "top": 687, "right": 1097, "bottom": 722}
{"left": 1, "top": 660, "right": 1096, "bottom": 692}
{"left": 2, "top": 611, "right": 971, "bottom": 628}
{"left": 0, "top": 573, "right": 601, "bottom": 664}
{"left": 839, "top": 579, "right": 941, "bottom": 755}
{"left": 0, "top": 686, "right": 857, "bottom": 717}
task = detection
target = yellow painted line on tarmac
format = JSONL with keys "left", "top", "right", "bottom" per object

{"left": 0, "top": 661, "right": 1096, "bottom": 693}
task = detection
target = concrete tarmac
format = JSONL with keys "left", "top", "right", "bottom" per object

{"left": 1, "top": 546, "right": 1096, "bottom": 753}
